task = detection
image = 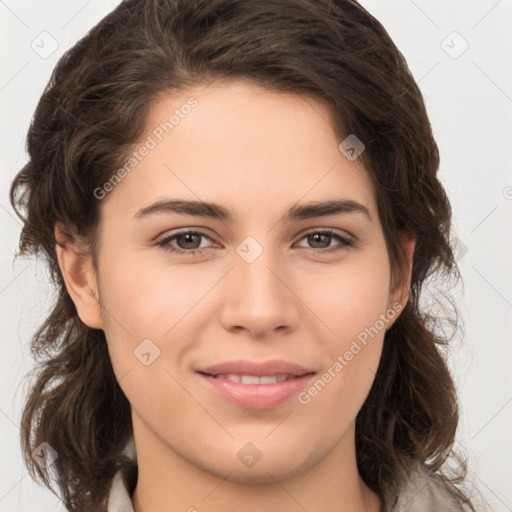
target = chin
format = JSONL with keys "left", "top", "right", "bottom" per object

{"left": 207, "top": 459, "right": 311, "bottom": 485}
{"left": 187, "top": 440, "right": 321, "bottom": 485}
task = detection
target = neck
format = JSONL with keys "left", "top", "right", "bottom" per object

{"left": 130, "top": 417, "right": 382, "bottom": 512}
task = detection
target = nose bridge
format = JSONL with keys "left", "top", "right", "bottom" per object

{"left": 235, "top": 233, "right": 288, "bottom": 306}
{"left": 219, "top": 234, "right": 299, "bottom": 336}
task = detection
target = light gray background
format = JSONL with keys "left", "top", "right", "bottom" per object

{"left": 1, "top": 1, "right": 511, "bottom": 511}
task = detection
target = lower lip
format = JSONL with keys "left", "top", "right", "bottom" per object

{"left": 197, "top": 373, "right": 316, "bottom": 409}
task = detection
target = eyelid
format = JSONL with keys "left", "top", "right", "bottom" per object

{"left": 297, "top": 226, "right": 354, "bottom": 242}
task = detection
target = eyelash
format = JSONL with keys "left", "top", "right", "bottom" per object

{"left": 155, "top": 228, "right": 355, "bottom": 256}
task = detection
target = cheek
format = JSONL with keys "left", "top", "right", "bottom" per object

{"left": 98, "top": 247, "right": 198, "bottom": 337}
{"left": 300, "top": 246, "right": 391, "bottom": 413}
{"left": 305, "top": 246, "right": 391, "bottom": 342}
{"left": 96, "top": 246, "right": 221, "bottom": 402}
{"left": 96, "top": 252, "right": 195, "bottom": 421}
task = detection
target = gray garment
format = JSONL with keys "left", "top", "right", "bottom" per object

{"left": 105, "top": 438, "right": 472, "bottom": 511}
{"left": 389, "top": 462, "right": 471, "bottom": 512}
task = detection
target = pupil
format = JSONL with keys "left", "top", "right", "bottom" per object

{"left": 310, "top": 233, "right": 329, "bottom": 248}
{"left": 180, "top": 233, "right": 200, "bottom": 249}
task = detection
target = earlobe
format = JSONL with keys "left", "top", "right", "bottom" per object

{"left": 54, "top": 224, "right": 103, "bottom": 330}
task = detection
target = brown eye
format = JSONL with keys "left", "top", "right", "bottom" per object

{"left": 156, "top": 230, "right": 214, "bottom": 255}
{"left": 174, "top": 233, "right": 203, "bottom": 250}
{"left": 296, "top": 230, "right": 354, "bottom": 252}
{"left": 305, "top": 233, "right": 332, "bottom": 249}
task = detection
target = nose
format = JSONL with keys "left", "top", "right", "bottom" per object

{"left": 218, "top": 243, "right": 301, "bottom": 339}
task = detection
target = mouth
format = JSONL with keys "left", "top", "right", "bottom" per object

{"left": 195, "top": 360, "right": 317, "bottom": 409}
{"left": 200, "top": 373, "right": 310, "bottom": 384}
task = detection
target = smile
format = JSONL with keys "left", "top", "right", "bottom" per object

{"left": 195, "top": 360, "right": 317, "bottom": 409}
{"left": 207, "top": 374, "right": 304, "bottom": 384}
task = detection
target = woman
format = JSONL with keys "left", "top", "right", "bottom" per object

{"left": 10, "top": 0, "right": 476, "bottom": 510}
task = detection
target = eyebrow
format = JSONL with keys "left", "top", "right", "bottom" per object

{"left": 133, "top": 198, "right": 372, "bottom": 223}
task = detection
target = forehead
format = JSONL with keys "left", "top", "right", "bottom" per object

{"left": 101, "top": 79, "right": 376, "bottom": 224}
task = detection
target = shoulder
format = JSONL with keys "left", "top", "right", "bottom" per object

{"left": 387, "top": 460, "right": 473, "bottom": 512}
{"left": 105, "top": 462, "right": 137, "bottom": 512}
{"left": 104, "top": 437, "right": 138, "bottom": 512}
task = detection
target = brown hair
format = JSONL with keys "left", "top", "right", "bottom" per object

{"left": 10, "top": 0, "right": 474, "bottom": 510}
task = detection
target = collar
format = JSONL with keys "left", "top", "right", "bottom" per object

{"left": 107, "top": 464, "right": 137, "bottom": 512}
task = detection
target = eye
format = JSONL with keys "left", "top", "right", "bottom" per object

{"left": 295, "top": 229, "right": 354, "bottom": 253}
{"left": 156, "top": 228, "right": 354, "bottom": 256}
{"left": 156, "top": 230, "right": 215, "bottom": 255}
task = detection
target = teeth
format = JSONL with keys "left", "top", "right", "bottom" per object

{"left": 260, "top": 376, "right": 279, "bottom": 384}
{"left": 214, "top": 374, "right": 291, "bottom": 384}
{"left": 241, "top": 375, "right": 260, "bottom": 385}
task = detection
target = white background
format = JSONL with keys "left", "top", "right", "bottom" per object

{"left": 1, "top": 1, "right": 511, "bottom": 511}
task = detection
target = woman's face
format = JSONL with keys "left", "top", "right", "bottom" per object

{"left": 89, "top": 79, "right": 408, "bottom": 482}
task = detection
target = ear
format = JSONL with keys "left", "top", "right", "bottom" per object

{"left": 54, "top": 224, "right": 104, "bottom": 330}
{"left": 388, "top": 231, "right": 415, "bottom": 320}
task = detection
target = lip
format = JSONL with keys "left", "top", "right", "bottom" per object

{"left": 196, "top": 359, "right": 317, "bottom": 409}
{"left": 197, "top": 359, "right": 314, "bottom": 377}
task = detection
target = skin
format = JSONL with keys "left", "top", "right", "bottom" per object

{"left": 56, "top": 79, "right": 414, "bottom": 512}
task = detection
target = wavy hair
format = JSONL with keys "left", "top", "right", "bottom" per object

{"left": 10, "top": 0, "right": 474, "bottom": 510}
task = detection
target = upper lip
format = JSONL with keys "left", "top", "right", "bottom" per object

{"left": 196, "top": 359, "right": 316, "bottom": 377}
